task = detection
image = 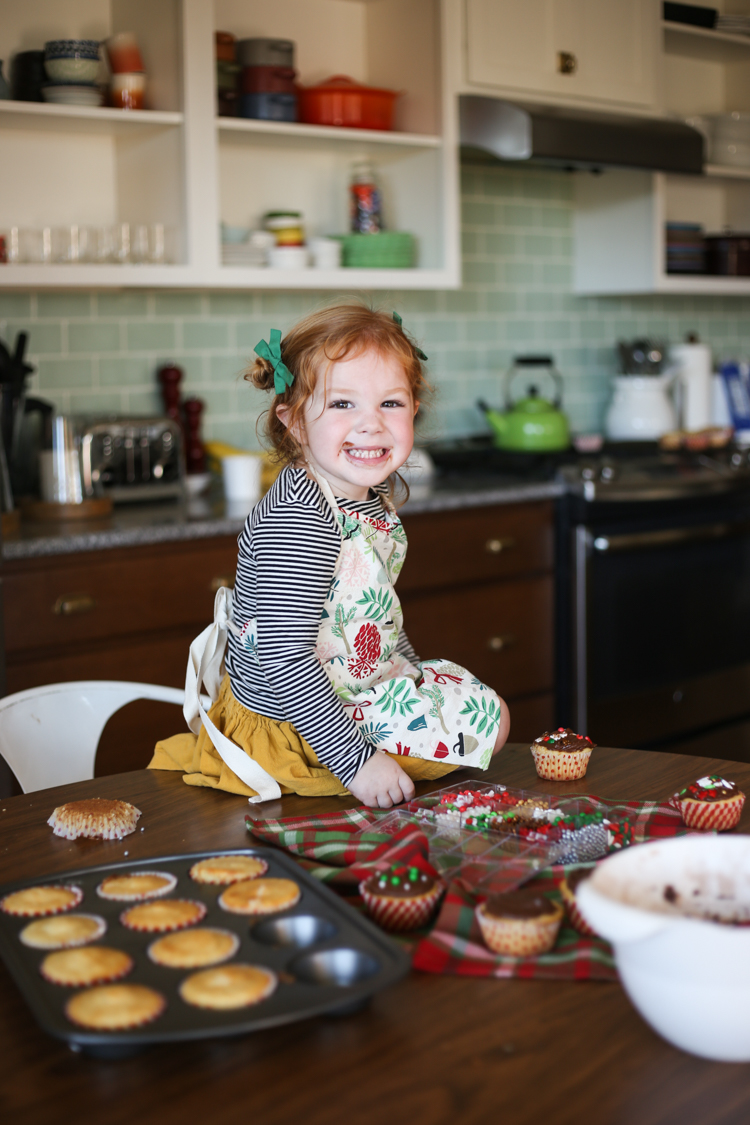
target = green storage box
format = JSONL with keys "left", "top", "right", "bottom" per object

{"left": 336, "top": 231, "right": 415, "bottom": 268}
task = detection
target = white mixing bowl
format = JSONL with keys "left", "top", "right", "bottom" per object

{"left": 577, "top": 834, "right": 750, "bottom": 1061}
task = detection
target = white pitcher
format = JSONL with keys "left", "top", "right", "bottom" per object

{"left": 604, "top": 373, "right": 677, "bottom": 441}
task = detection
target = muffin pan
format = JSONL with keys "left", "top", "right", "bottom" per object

{"left": 0, "top": 848, "right": 409, "bottom": 1056}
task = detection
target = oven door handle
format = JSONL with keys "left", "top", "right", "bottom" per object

{"left": 592, "top": 522, "right": 750, "bottom": 553}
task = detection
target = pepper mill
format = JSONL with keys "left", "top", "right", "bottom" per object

{"left": 157, "top": 362, "right": 183, "bottom": 427}
{"left": 183, "top": 397, "right": 206, "bottom": 474}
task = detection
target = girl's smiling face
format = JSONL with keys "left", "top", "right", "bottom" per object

{"left": 283, "top": 348, "right": 417, "bottom": 501}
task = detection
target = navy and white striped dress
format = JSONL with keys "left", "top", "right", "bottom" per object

{"left": 225, "top": 465, "right": 419, "bottom": 787}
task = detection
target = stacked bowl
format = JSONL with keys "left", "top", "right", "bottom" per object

{"left": 43, "top": 40, "right": 102, "bottom": 107}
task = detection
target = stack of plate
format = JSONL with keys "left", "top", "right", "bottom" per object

{"left": 666, "top": 222, "right": 706, "bottom": 274}
{"left": 221, "top": 230, "right": 274, "bottom": 267}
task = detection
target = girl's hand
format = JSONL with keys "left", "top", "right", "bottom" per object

{"left": 348, "top": 751, "right": 416, "bottom": 809}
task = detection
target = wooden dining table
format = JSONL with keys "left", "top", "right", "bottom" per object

{"left": 2, "top": 742, "right": 750, "bottom": 1125}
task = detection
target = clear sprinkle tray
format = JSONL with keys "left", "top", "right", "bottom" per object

{"left": 370, "top": 782, "right": 640, "bottom": 894}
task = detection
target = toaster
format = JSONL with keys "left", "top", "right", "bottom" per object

{"left": 75, "top": 415, "right": 185, "bottom": 503}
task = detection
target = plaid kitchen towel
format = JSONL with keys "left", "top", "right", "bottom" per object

{"left": 246, "top": 807, "right": 436, "bottom": 889}
{"left": 411, "top": 868, "right": 617, "bottom": 981}
{"left": 245, "top": 797, "right": 686, "bottom": 980}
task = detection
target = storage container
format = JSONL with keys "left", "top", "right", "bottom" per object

{"left": 238, "top": 38, "right": 294, "bottom": 68}
{"left": 298, "top": 75, "right": 399, "bottom": 131}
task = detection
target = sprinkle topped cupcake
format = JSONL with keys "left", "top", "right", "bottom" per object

{"left": 672, "top": 775, "right": 745, "bottom": 831}
{"left": 531, "top": 728, "right": 596, "bottom": 781}
{"left": 359, "top": 864, "right": 445, "bottom": 932}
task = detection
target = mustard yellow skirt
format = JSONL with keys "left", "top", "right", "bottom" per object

{"left": 148, "top": 674, "right": 457, "bottom": 799}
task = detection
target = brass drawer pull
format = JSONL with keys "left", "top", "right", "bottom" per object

{"left": 53, "top": 594, "right": 96, "bottom": 616}
{"left": 485, "top": 536, "right": 516, "bottom": 555}
{"left": 210, "top": 575, "right": 235, "bottom": 592}
{"left": 487, "top": 634, "right": 516, "bottom": 652}
{"left": 558, "top": 50, "right": 577, "bottom": 75}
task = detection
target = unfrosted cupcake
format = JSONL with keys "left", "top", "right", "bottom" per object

{"left": 40, "top": 946, "right": 133, "bottom": 987}
{"left": 671, "top": 775, "right": 745, "bottom": 831}
{"left": 359, "top": 864, "right": 445, "bottom": 933}
{"left": 66, "top": 984, "right": 166, "bottom": 1030}
{"left": 476, "top": 890, "right": 563, "bottom": 956}
{"left": 1, "top": 884, "right": 83, "bottom": 918}
{"left": 559, "top": 867, "right": 596, "bottom": 936}
{"left": 531, "top": 728, "right": 596, "bottom": 781}
{"left": 48, "top": 798, "right": 141, "bottom": 840}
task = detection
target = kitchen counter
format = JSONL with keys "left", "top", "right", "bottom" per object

{"left": 3, "top": 477, "right": 563, "bottom": 561}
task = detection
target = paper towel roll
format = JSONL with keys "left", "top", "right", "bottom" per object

{"left": 670, "top": 341, "right": 712, "bottom": 431}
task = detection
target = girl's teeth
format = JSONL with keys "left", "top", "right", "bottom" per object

{"left": 347, "top": 448, "right": 386, "bottom": 460}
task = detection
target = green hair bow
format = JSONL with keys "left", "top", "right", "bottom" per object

{"left": 392, "top": 312, "right": 428, "bottom": 362}
{"left": 254, "top": 329, "right": 295, "bottom": 395}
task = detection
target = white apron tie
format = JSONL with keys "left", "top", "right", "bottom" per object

{"left": 184, "top": 587, "right": 282, "bottom": 804}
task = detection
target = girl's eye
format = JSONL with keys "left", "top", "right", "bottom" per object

{"left": 329, "top": 399, "right": 353, "bottom": 409}
{"left": 383, "top": 399, "right": 406, "bottom": 408}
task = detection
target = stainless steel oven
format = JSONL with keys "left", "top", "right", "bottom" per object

{"left": 556, "top": 451, "right": 750, "bottom": 761}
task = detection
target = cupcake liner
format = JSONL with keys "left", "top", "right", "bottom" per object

{"left": 560, "top": 881, "right": 597, "bottom": 937}
{"left": 0, "top": 884, "right": 83, "bottom": 917}
{"left": 475, "top": 900, "right": 563, "bottom": 956}
{"left": 97, "top": 871, "right": 177, "bottom": 901}
{"left": 120, "top": 899, "right": 207, "bottom": 933}
{"left": 531, "top": 745, "right": 592, "bottom": 781}
{"left": 65, "top": 984, "right": 166, "bottom": 1030}
{"left": 676, "top": 792, "right": 745, "bottom": 831}
{"left": 40, "top": 947, "right": 134, "bottom": 987}
{"left": 359, "top": 879, "right": 445, "bottom": 933}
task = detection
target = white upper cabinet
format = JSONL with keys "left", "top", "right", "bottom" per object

{"left": 458, "top": 0, "right": 659, "bottom": 113}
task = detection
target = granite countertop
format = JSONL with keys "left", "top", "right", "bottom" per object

{"left": 3, "top": 476, "right": 564, "bottom": 561}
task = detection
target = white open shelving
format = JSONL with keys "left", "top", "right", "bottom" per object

{"left": 0, "top": 0, "right": 460, "bottom": 290}
{"left": 575, "top": 7, "right": 750, "bottom": 295}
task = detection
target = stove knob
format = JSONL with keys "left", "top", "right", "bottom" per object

{"left": 600, "top": 465, "right": 615, "bottom": 482}
{"left": 581, "top": 467, "right": 595, "bottom": 481}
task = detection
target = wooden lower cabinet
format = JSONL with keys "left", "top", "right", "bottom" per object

{"left": 2, "top": 499, "right": 556, "bottom": 789}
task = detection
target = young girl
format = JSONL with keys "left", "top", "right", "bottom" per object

{"left": 151, "top": 304, "right": 510, "bottom": 808}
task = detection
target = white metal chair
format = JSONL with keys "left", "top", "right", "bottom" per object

{"left": 0, "top": 681, "right": 186, "bottom": 794}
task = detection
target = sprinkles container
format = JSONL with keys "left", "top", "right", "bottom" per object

{"left": 359, "top": 866, "right": 445, "bottom": 933}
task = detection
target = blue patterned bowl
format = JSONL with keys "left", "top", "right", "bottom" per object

{"left": 44, "top": 39, "right": 101, "bottom": 61}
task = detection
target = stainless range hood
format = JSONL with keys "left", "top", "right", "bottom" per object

{"left": 459, "top": 96, "right": 703, "bottom": 175}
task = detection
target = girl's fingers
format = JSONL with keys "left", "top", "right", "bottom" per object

{"left": 378, "top": 791, "right": 394, "bottom": 809}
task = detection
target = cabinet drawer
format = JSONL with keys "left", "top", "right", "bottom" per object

{"left": 401, "top": 575, "right": 553, "bottom": 699}
{"left": 4, "top": 539, "right": 238, "bottom": 655}
{"left": 398, "top": 502, "right": 553, "bottom": 592}
{"left": 507, "top": 693, "right": 555, "bottom": 742}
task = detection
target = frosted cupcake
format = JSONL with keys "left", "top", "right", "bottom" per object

{"left": 476, "top": 890, "right": 563, "bottom": 956}
{"left": 559, "top": 867, "right": 596, "bottom": 936}
{"left": 359, "top": 864, "right": 445, "bottom": 933}
{"left": 531, "top": 728, "right": 596, "bottom": 781}
{"left": 671, "top": 775, "right": 745, "bottom": 831}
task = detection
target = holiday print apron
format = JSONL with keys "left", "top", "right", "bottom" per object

{"left": 276, "top": 470, "right": 503, "bottom": 769}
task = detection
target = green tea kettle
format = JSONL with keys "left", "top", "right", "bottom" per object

{"left": 478, "top": 355, "right": 570, "bottom": 452}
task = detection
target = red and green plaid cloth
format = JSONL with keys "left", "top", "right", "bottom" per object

{"left": 245, "top": 798, "right": 686, "bottom": 982}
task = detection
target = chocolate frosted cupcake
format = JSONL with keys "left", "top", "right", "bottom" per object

{"left": 476, "top": 890, "right": 563, "bottom": 956}
{"left": 559, "top": 867, "right": 596, "bottom": 936}
{"left": 359, "top": 864, "right": 445, "bottom": 933}
{"left": 672, "top": 775, "right": 745, "bottom": 831}
{"left": 531, "top": 728, "right": 596, "bottom": 781}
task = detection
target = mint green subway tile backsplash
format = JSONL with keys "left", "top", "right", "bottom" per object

{"left": 5, "top": 163, "right": 750, "bottom": 443}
